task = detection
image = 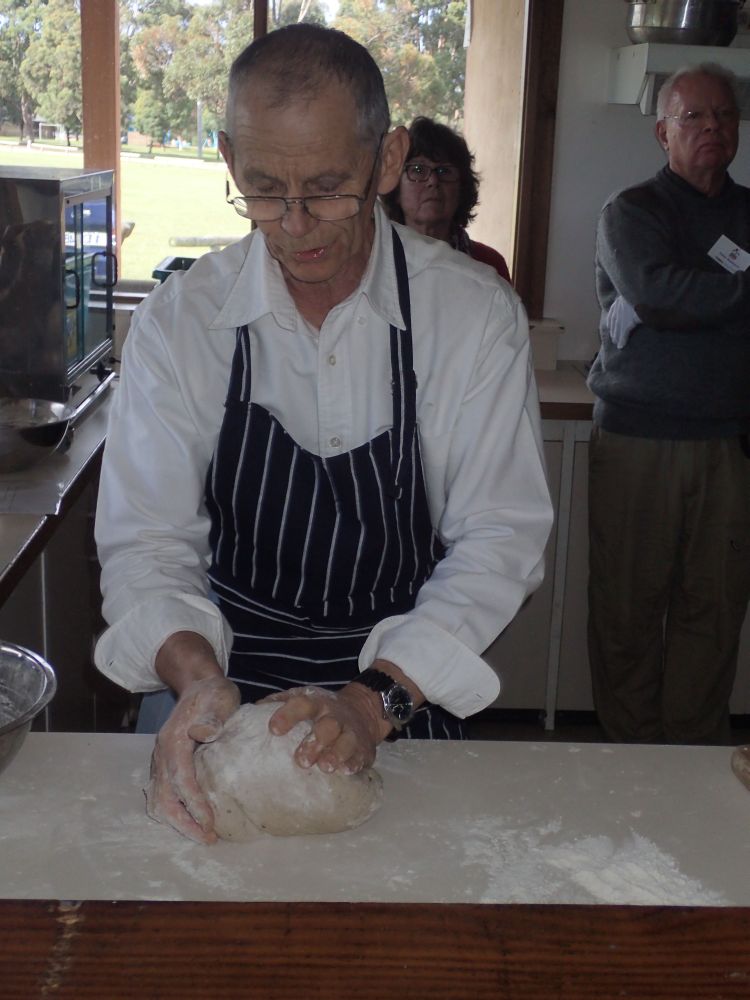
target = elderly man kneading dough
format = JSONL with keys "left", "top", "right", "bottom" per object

{"left": 94, "top": 24, "right": 553, "bottom": 843}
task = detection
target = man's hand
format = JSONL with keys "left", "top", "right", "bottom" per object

{"left": 146, "top": 675, "right": 240, "bottom": 843}
{"left": 266, "top": 661, "right": 424, "bottom": 775}
{"left": 146, "top": 632, "right": 241, "bottom": 844}
{"left": 265, "top": 684, "right": 385, "bottom": 775}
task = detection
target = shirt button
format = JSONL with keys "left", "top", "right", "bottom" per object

{"left": 329, "top": 436, "right": 342, "bottom": 448}
{"left": 328, "top": 354, "right": 336, "bottom": 366}
{"left": 357, "top": 316, "right": 366, "bottom": 325}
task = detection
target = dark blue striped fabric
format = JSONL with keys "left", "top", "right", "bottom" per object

{"left": 204, "top": 227, "right": 464, "bottom": 740}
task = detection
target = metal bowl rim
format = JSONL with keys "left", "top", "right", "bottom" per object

{"left": 0, "top": 642, "right": 57, "bottom": 736}
{"left": 0, "top": 399, "right": 74, "bottom": 430}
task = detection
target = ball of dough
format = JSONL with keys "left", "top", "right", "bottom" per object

{"left": 194, "top": 702, "right": 383, "bottom": 839}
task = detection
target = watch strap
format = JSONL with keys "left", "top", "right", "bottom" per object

{"left": 351, "top": 668, "right": 395, "bottom": 695}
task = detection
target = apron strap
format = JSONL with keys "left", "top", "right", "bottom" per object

{"left": 389, "top": 227, "right": 417, "bottom": 499}
{"left": 227, "top": 324, "right": 251, "bottom": 404}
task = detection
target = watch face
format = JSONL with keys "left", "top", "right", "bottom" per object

{"left": 384, "top": 684, "right": 413, "bottom": 725}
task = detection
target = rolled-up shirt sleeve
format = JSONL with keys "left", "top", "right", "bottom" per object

{"left": 95, "top": 593, "right": 233, "bottom": 692}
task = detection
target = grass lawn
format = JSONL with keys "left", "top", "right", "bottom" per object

{"left": 0, "top": 141, "right": 250, "bottom": 280}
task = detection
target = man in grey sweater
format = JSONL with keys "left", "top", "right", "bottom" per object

{"left": 587, "top": 63, "right": 750, "bottom": 744}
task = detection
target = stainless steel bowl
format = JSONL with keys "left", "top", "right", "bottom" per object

{"left": 625, "top": 0, "right": 740, "bottom": 46}
{"left": 0, "top": 643, "right": 57, "bottom": 776}
{"left": 0, "top": 398, "right": 73, "bottom": 473}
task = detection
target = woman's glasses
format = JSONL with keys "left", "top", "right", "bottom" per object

{"left": 403, "top": 162, "right": 460, "bottom": 183}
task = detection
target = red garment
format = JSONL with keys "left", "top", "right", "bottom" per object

{"left": 468, "top": 239, "right": 511, "bottom": 284}
{"left": 452, "top": 226, "right": 512, "bottom": 284}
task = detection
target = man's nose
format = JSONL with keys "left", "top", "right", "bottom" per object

{"left": 280, "top": 201, "right": 317, "bottom": 237}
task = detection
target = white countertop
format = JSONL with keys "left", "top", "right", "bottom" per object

{"left": 2, "top": 733, "right": 749, "bottom": 907}
{"left": 535, "top": 363, "right": 594, "bottom": 409}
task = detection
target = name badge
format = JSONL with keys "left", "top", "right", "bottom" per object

{"left": 708, "top": 235, "right": 750, "bottom": 273}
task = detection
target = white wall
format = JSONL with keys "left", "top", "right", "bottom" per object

{"left": 545, "top": 0, "right": 750, "bottom": 362}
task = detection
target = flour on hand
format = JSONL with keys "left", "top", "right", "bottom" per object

{"left": 194, "top": 702, "right": 383, "bottom": 839}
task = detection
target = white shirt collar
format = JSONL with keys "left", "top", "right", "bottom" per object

{"left": 209, "top": 201, "right": 405, "bottom": 333}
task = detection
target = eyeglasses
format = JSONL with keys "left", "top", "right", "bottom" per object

{"left": 403, "top": 162, "right": 460, "bottom": 183}
{"left": 226, "top": 135, "right": 384, "bottom": 222}
{"left": 663, "top": 107, "right": 739, "bottom": 129}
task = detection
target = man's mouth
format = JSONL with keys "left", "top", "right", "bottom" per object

{"left": 293, "top": 246, "right": 327, "bottom": 261}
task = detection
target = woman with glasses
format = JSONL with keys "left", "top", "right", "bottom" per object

{"left": 383, "top": 116, "right": 511, "bottom": 283}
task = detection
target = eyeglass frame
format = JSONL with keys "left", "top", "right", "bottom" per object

{"left": 225, "top": 133, "right": 385, "bottom": 222}
{"left": 402, "top": 161, "right": 461, "bottom": 183}
{"left": 662, "top": 107, "right": 739, "bottom": 129}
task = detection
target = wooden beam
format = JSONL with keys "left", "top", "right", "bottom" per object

{"left": 254, "top": 0, "right": 268, "bottom": 38}
{"left": 512, "top": 0, "right": 565, "bottom": 319}
{"left": 463, "top": 0, "right": 525, "bottom": 286}
{"left": 80, "top": 0, "right": 121, "bottom": 271}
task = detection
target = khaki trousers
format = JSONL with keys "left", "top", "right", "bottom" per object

{"left": 588, "top": 427, "right": 750, "bottom": 744}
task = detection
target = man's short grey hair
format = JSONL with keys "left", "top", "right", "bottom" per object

{"left": 226, "top": 23, "right": 390, "bottom": 148}
{"left": 656, "top": 62, "right": 740, "bottom": 121}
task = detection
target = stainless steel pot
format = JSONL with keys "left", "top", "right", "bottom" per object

{"left": 625, "top": 0, "right": 740, "bottom": 46}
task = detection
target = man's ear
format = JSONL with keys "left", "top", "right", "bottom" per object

{"left": 377, "top": 126, "right": 409, "bottom": 196}
{"left": 218, "top": 130, "right": 234, "bottom": 175}
{"left": 655, "top": 120, "right": 668, "bottom": 153}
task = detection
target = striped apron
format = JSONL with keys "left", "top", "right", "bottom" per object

{"left": 204, "top": 228, "right": 464, "bottom": 740}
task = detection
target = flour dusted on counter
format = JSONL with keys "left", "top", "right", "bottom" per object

{"left": 461, "top": 817, "right": 729, "bottom": 906}
{"left": 542, "top": 833, "right": 728, "bottom": 906}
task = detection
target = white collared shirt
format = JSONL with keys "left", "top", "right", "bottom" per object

{"left": 94, "top": 204, "right": 553, "bottom": 718}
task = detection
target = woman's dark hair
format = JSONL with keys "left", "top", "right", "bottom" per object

{"left": 383, "top": 116, "right": 480, "bottom": 230}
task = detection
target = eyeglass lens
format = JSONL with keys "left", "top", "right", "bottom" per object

{"left": 230, "top": 195, "right": 363, "bottom": 222}
{"left": 227, "top": 135, "right": 384, "bottom": 222}
{"left": 404, "top": 163, "right": 459, "bottom": 182}
{"left": 670, "top": 108, "right": 739, "bottom": 127}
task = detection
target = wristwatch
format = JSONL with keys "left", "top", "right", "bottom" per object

{"left": 351, "top": 668, "right": 415, "bottom": 731}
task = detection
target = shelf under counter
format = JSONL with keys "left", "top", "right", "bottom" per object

{"left": 483, "top": 362, "right": 595, "bottom": 724}
{"left": 0, "top": 388, "right": 111, "bottom": 608}
{"left": 0, "top": 388, "right": 123, "bottom": 732}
